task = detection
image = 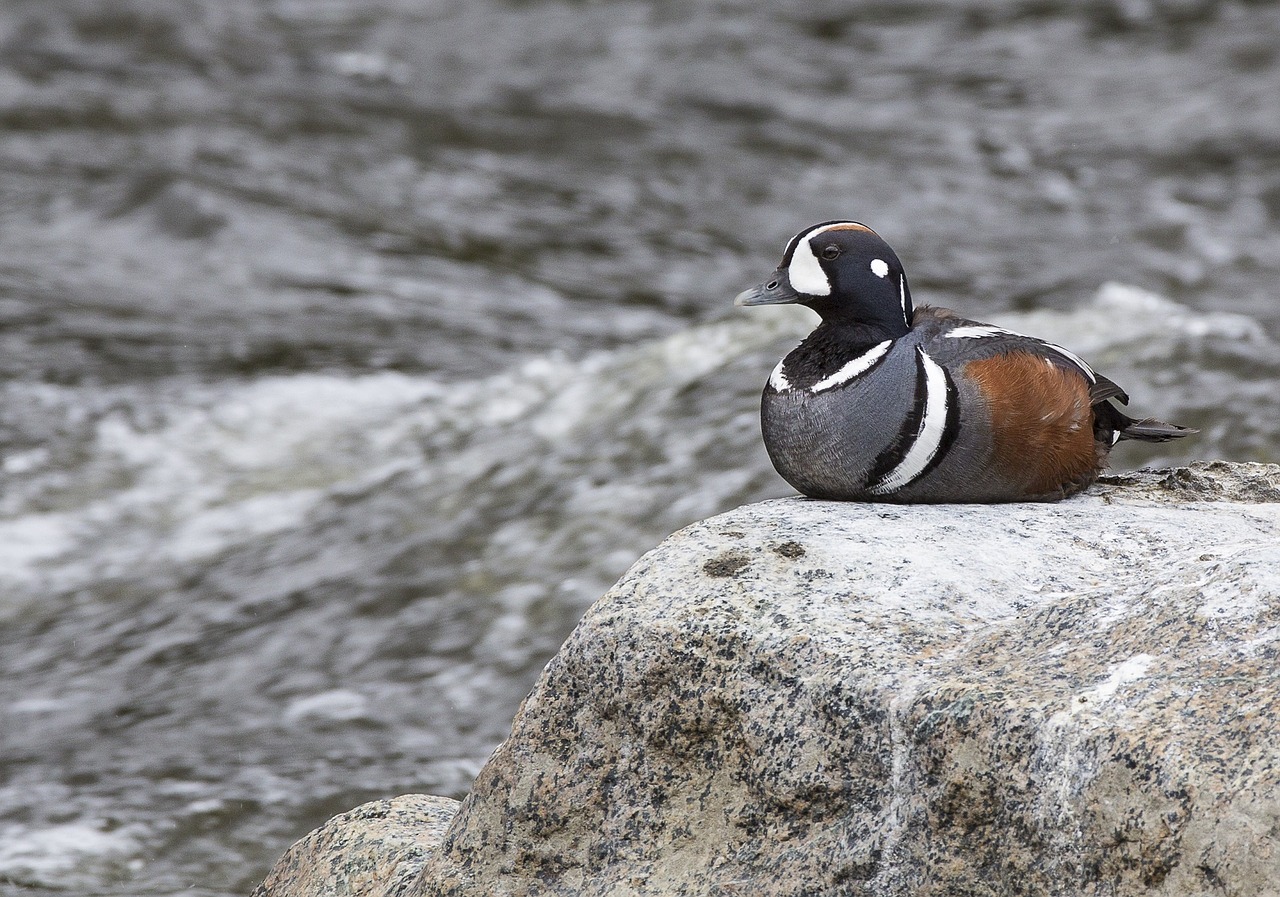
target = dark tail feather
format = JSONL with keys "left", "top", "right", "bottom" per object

{"left": 1094, "top": 401, "right": 1197, "bottom": 444}
{"left": 1117, "top": 417, "right": 1198, "bottom": 443}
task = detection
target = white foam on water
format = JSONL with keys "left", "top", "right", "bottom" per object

{"left": 0, "top": 821, "right": 142, "bottom": 887}
{"left": 0, "top": 372, "right": 445, "bottom": 606}
{"left": 993, "top": 282, "right": 1270, "bottom": 356}
{"left": 0, "top": 514, "right": 78, "bottom": 575}
{"left": 283, "top": 689, "right": 372, "bottom": 725}
{"left": 1, "top": 326, "right": 735, "bottom": 605}
{"left": 9, "top": 696, "right": 67, "bottom": 714}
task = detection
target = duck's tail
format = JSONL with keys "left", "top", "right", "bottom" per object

{"left": 1094, "top": 400, "right": 1198, "bottom": 444}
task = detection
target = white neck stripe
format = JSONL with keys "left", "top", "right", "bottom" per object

{"left": 810, "top": 341, "right": 892, "bottom": 393}
{"left": 769, "top": 358, "right": 791, "bottom": 392}
{"left": 869, "top": 348, "right": 951, "bottom": 494}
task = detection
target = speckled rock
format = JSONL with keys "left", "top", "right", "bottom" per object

{"left": 254, "top": 794, "right": 458, "bottom": 897}
{"left": 259, "top": 462, "right": 1280, "bottom": 897}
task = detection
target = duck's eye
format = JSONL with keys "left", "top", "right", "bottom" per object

{"left": 820, "top": 245, "right": 840, "bottom": 260}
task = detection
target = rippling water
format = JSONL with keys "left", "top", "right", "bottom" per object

{"left": 1, "top": 0, "right": 1278, "bottom": 893}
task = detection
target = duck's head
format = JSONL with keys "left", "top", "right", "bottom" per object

{"left": 735, "top": 221, "right": 914, "bottom": 339}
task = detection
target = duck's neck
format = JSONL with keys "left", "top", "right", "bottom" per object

{"left": 785, "top": 318, "right": 907, "bottom": 385}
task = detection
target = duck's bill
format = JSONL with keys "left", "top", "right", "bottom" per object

{"left": 733, "top": 275, "right": 801, "bottom": 307}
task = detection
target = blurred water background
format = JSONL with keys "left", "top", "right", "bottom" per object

{"left": 1, "top": 0, "right": 1278, "bottom": 893}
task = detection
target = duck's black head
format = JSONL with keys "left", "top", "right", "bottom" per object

{"left": 735, "top": 221, "right": 914, "bottom": 340}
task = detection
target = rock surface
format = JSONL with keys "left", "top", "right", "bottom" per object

{"left": 252, "top": 794, "right": 458, "bottom": 897}
{"left": 258, "top": 462, "right": 1280, "bottom": 897}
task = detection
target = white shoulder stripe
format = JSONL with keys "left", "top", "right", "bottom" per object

{"left": 869, "top": 348, "right": 951, "bottom": 495}
{"left": 810, "top": 340, "right": 892, "bottom": 393}
{"left": 944, "top": 324, "right": 1096, "bottom": 382}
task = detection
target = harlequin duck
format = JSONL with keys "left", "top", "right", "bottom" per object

{"left": 735, "top": 220, "right": 1195, "bottom": 503}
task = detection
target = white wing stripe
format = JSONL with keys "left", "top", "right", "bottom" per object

{"left": 944, "top": 324, "right": 1096, "bottom": 382}
{"left": 1039, "top": 340, "right": 1097, "bottom": 382}
{"left": 945, "top": 325, "right": 1015, "bottom": 339}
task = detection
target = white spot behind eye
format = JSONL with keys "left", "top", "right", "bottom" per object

{"left": 870, "top": 258, "right": 889, "bottom": 278}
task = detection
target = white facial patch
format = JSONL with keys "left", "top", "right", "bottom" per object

{"left": 870, "top": 258, "right": 889, "bottom": 278}
{"left": 783, "top": 221, "right": 876, "bottom": 297}
{"left": 786, "top": 237, "right": 832, "bottom": 296}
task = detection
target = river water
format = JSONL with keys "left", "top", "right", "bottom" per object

{"left": 0, "top": 1, "right": 1277, "bottom": 894}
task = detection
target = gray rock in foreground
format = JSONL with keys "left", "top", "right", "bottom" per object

{"left": 253, "top": 794, "right": 458, "bottom": 897}
{"left": 258, "top": 462, "right": 1280, "bottom": 897}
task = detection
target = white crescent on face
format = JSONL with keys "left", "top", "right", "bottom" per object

{"left": 785, "top": 228, "right": 834, "bottom": 296}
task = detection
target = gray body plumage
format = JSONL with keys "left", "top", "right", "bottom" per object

{"left": 762, "top": 309, "right": 1095, "bottom": 503}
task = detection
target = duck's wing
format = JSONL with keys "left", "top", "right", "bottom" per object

{"left": 915, "top": 307, "right": 1195, "bottom": 444}
{"left": 914, "top": 306, "right": 1106, "bottom": 389}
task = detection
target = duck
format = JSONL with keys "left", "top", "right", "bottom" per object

{"left": 735, "top": 220, "right": 1195, "bottom": 503}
